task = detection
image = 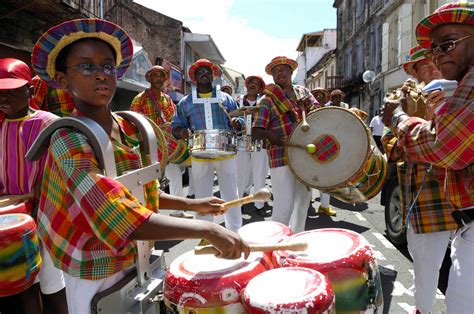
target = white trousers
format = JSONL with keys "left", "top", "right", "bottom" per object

{"left": 34, "top": 241, "right": 65, "bottom": 294}
{"left": 64, "top": 270, "right": 127, "bottom": 314}
{"left": 270, "top": 165, "right": 311, "bottom": 233}
{"left": 191, "top": 158, "right": 242, "bottom": 232}
{"left": 319, "top": 191, "right": 331, "bottom": 208}
{"left": 236, "top": 149, "right": 269, "bottom": 209}
{"left": 165, "top": 163, "right": 184, "bottom": 198}
{"left": 407, "top": 224, "right": 453, "bottom": 313}
{"left": 446, "top": 222, "right": 474, "bottom": 314}
{"left": 187, "top": 167, "right": 194, "bottom": 196}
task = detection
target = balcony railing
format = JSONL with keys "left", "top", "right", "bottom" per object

{"left": 325, "top": 75, "right": 344, "bottom": 91}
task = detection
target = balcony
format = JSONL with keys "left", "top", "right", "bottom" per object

{"left": 325, "top": 75, "right": 344, "bottom": 91}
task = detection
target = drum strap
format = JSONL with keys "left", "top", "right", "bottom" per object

{"left": 145, "top": 89, "right": 167, "bottom": 124}
{"left": 405, "top": 163, "right": 431, "bottom": 230}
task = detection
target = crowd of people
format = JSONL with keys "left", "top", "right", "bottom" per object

{"left": 0, "top": 2, "right": 472, "bottom": 314}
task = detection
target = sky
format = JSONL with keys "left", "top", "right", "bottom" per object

{"left": 134, "top": 0, "right": 337, "bottom": 82}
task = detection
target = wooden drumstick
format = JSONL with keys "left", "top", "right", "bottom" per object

{"left": 283, "top": 142, "right": 317, "bottom": 154}
{"left": 222, "top": 188, "right": 271, "bottom": 210}
{"left": 301, "top": 109, "right": 310, "bottom": 132}
{"left": 194, "top": 241, "right": 308, "bottom": 255}
{"left": 0, "top": 193, "right": 34, "bottom": 206}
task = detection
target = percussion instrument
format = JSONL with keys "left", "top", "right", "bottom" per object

{"left": 286, "top": 107, "right": 387, "bottom": 203}
{"left": 0, "top": 197, "right": 33, "bottom": 215}
{"left": 163, "top": 250, "right": 272, "bottom": 312}
{"left": 0, "top": 213, "right": 42, "bottom": 297}
{"left": 160, "top": 122, "right": 190, "bottom": 165}
{"left": 188, "top": 129, "right": 237, "bottom": 159}
{"left": 194, "top": 241, "right": 308, "bottom": 255}
{"left": 273, "top": 228, "right": 384, "bottom": 313}
{"left": 236, "top": 135, "right": 263, "bottom": 152}
{"left": 242, "top": 267, "right": 335, "bottom": 313}
{"left": 222, "top": 188, "right": 271, "bottom": 211}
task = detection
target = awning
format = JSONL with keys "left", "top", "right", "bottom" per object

{"left": 118, "top": 40, "right": 152, "bottom": 92}
{"left": 183, "top": 32, "right": 225, "bottom": 64}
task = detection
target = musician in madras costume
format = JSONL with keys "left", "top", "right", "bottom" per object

{"left": 130, "top": 65, "right": 192, "bottom": 218}
{"left": 32, "top": 75, "right": 75, "bottom": 117}
{"left": 383, "top": 3, "right": 474, "bottom": 312}
{"left": 382, "top": 45, "right": 457, "bottom": 314}
{"left": 252, "top": 56, "right": 319, "bottom": 233}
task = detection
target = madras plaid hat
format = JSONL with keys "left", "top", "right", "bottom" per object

{"left": 0, "top": 58, "right": 31, "bottom": 90}
{"left": 188, "top": 59, "right": 221, "bottom": 83}
{"left": 416, "top": 2, "right": 474, "bottom": 48}
{"left": 145, "top": 65, "right": 169, "bottom": 82}
{"left": 31, "top": 18, "right": 133, "bottom": 86}
{"left": 402, "top": 45, "right": 431, "bottom": 75}
{"left": 244, "top": 75, "right": 266, "bottom": 94}
{"left": 265, "top": 56, "right": 298, "bottom": 75}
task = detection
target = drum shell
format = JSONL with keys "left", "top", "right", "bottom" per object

{"left": 161, "top": 122, "right": 190, "bottom": 165}
{"left": 0, "top": 214, "right": 42, "bottom": 297}
{"left": 242, "top": 267, "right": 335, "bottom": 313}
{"left": 0, "top": 199, "right": 33, "bottom": 215}
{"left": 188, "top": 129, "right": 237, "bottom": 159}
{"left": 273, "top": 229, "right": 383, "bottom": 313}
{"left": 164, "top": 251, "right": 272, "bottom": 312}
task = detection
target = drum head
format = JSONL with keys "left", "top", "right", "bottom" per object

{"left": 287, "top": 107, "right": 370, "bottom": 189}
{"left": 238, "top": 221, "right": 293, "bottom": 245}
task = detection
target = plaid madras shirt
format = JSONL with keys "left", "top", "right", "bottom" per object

{"left": 37, "top": 112, "right": 160, "bottom": 280}
{"left": 397, "top": 66, "right": 474, "bottom": 210}
{"left": 130, "top": 89, "right": 176, "bottom": 125}
{"left": 32, "top": 76, "right": 75, "bottom": 117}
{"left": 253, "top": 85, "right": 317, "bottom": 168}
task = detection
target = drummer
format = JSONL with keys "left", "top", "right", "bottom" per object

{"left": 327, "top": 89, "right": 350, "bottom": 109}
{"left": 236, "top": 75, "right": 269, "bottom": 216}
{"left": 0, "top": 58, "right": 67, "bottom": 314}
{"left": 252, "top": 56, "right": 319, "bottom": 232}
{"left": 31, "top": 18, "right": 250, "bottom": 314}
{"left": 171, "top": 59, "right": 244, "bottom": 232}
{"left": 130, "top": 65, "right": 193, "bottom": 219}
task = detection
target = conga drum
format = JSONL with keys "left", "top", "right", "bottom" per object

{"left": 273, "top": 228, "right": 383, "bottom": 313}
{"left": 164, "top": 250, "right": 272, "bottom": 312}
{"left": 242, "top": 267, "right": 335, "bottom": 313}
{"left": 0, "top": 213, "right": 42, "bottom": 297}
{"left": 238, "top": 221, "right": 293, "bottom": 265}
{"left": 0, "top": 199, "right": 33, "bottom": 215}
{"left": 286, "top": 107, "right": 387, "bottom": 203}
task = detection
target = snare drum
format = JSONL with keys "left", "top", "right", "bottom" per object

{"left": 242, "top": 267, "right": 335, "bottom": 313}
{"left": 273, "top": 228, "right": 383, "bottom": 313}
{"left": 0, "top": 199, "right": 33, "bottom": 215}
{"left": 0, "top": 214, "right": 42, "bottom": 297}
{"left": 164, "top": 250, "right": 272, "bottom": 312}
{"left": 188, "top": 129, "right": 237, "bottom": 159}
{"left": 286, "top": 107, "right": 387, "bottom": 203}
{"left": 236, "top": 135, "right": 262, "bottom": 152}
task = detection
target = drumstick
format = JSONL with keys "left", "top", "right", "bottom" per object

{"left": 194, "top": 241, "right": 308, "bottom": 255}
{"left": 0, "top": 193, "right": 34, "bottom": 206}
{"left": 222, "top": 188, "right": 271, "bottom": 210}
{"left": 301, "top": 109, "right": 310, "bottom": 132}
{"left": 283, "top": 142, "right": 317, "bottom": 154}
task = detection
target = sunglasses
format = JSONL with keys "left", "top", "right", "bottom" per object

{"left": 68, "top": 63, "right": 117, "bottom": 76}
{"left": 430, "top": 35, "right": 471, "bottom": 56}
{"left": 195, "top": 67, "right": 212, "bottom": 75}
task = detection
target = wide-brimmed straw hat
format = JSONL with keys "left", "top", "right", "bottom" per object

{"left": 402, "top": 45, "right": 431, "bottom": 75}
{"left": 244, "top": 75, "right": 266, "bottom": 93}
{"left": 265, "top": 56, "right": 298, "bottom": 75}
{"left": 31, "top": 18, "right": 133, "bottom": 86}
{"left": 145, "top": 65, "right": 169, "bottom": 82}
{"left": 188, "top": 59, "right": 221, "bottom": 83}
{"left": 416, "top": 2, "right": 474, "bottom": 48}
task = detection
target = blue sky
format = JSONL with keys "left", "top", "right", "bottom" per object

{"left": 135, "top": 0, "right": 337, "bottom": 80}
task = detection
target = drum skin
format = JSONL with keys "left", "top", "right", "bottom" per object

{"left": 242, "top": 267, "right": 335, "bottom": 313}
{"left": 0, "top": 214, "right": 42, "bottom": 297}
{"left": 0, "top": 200, "right": 33, "bottom": 215}
{"left": 164, "top": 251, "right": 272, "bottom": 312}
{"left": 273, "top": 229, "right": 383, "bottom": 313}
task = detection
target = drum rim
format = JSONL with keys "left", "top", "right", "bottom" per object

{"left": 286, "top": 107, "right": 372, "bottom": 190}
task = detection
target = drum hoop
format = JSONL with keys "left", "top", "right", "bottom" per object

{"left": 286, "top": 107, "right": 372, "bottom": 190}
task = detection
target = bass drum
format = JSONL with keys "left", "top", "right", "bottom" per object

{"left": 286, "top": 107, "right": 387, "bottom": 203}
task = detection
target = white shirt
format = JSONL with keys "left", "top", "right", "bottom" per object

{"left": 369, "top": 115, "right": 384, "bottom": 136}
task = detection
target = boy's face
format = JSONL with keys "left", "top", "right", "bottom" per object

{"left": 246, "top": 78, "right": 262, "bottom": 96}
{"left": 0, "top": 85, "right": 30, "bottom": 119}
{"left": 55, "top": 39, "right": 117, "bottom": 109}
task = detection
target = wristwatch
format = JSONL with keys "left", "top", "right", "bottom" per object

{"left": 391, "top": 110, "right": 408, "bottom": 128}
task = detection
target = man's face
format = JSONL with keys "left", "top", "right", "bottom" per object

{"left": 271, "top": 64, "right": 293, "bottom": 88}
{"left": 149, "top": 71, "right": 166, "bottom": 88}
{"left": 412, "top": 59, "right": 442, "bottom": 84}
{"left": 430, "top": 24, "right": 474, "bottom": 81}
{"left": 312, "top": 92, "right": 327, "bottom": 104}
{"left": 195, "top": 66, "right": 213, "bottom": 87}
{"left": 0, "top": 85, "right": 30, "bottom": 118}
{"left": 330, "top": 93, "right": 342, "bottom": 105}
{"left": 246, "top": 78, "right": 262, "bottom": 96}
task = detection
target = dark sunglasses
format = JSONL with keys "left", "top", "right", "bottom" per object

{"left": 430, "top": 35, "right": 471, "bottom": 56}
{"left": 67, "top": 63, "right": 117, "bottom": 76}
{"left": 195, "top": 67, "right": 212, "bottom": 75}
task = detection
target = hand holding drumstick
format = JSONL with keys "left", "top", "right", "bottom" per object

{"left": 221, "top": 188, "right": 272, "bottom": 211}
{"left": 195, "top": 241, "right": 308, "bottom": 256}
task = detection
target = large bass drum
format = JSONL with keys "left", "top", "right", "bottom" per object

{"left": 286, "top": 107, "right": 387, "bottom": 203}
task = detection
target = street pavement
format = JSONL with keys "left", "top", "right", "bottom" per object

{"left": 158, "top": 175, "right": 449, "bottom": 314}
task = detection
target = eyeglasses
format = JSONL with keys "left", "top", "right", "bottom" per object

{"left": 195, "top": 67, "right": 212, "bottom": 75}
{"left": 68, "top": 63, "right": 117, "bottom": 76}
{"left": 430, "top": 35, "right": 471, "bottom": 56}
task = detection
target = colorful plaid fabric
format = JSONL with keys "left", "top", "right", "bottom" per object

{"left": 32, "top": 76, "right": 75, "bottom": 117}
{"left": 0, "top": 111, "right": 57, "bottom": 215}
{"left": 397, "top": 66, "right": 474, "bottom": 210}
{"left": 415, "top": 3, "right": 474, "bottom": 48}
{"left": 253, "top": 84, "right": 318, "bottom": 168}
{"left": 188, "top": 59, "right": 221, "bottom": 83}
{"left": 403, "top": 45, "right": 430, "bottom": 75}
{"left": 265, "top": 56, "right": 298, "bottom": 75}
{"left": 130, "top": 89, "right": 175, "bottom": 125}
{"left": 37, "top": 112, "right": 159, "bottom": 280}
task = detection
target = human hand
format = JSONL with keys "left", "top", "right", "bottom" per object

{"left": 190, "top": 196, "right": 226, "bottom": 216}
{"left": 424, "top": 89, "right": 445, "bottom": 120}
{"left": 381, "top": 102, "right": 401, "bottom": 126}
{"left": 230, "top": 118, "right": 242, "bottom": 130}
{"left": 206, "top": 224, "right": 251, "bottom": 259}
{"left": 265, "top": 132, "right": 284, "bottom": 147}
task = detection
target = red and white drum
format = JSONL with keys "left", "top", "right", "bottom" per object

{"left": 164, "top": 251, "right": 272, "bottom": 312}
{"left": 0, "top": 199, "right": 33, "bottom": 215}
{"left": 273, "top": 228, "right": 383, "bottom": 313}
{"left": 0, "top": 213, "right": 42, "bottom": 297}
{"left": 242, "top": 267, "right": 335, "bottom": 313}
